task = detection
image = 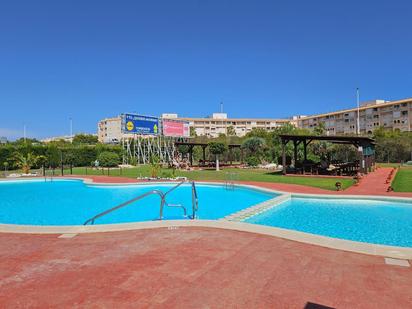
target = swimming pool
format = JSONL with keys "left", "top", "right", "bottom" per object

{"left": 0, "top": 179, "right": 276, "bottom": 225}
{"left": 245, "top": 196, "right": 412, "bottom": 247}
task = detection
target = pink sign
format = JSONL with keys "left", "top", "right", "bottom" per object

{"left": 162, "top": 119, "right": 190, "bottom": 137}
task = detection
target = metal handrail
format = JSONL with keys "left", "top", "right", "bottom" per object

{"left": 164, "top": 180, "right": 186, "bottom": 196}
{"left": 191, "top": 181, "right": 199, "bottom": 219}
{"left": 83, "top": 189, "right": 165, "bottom": 225}
{"left": 159, "top": 180, "right": 187, "bottom": 219}
{"left": 83, "top": 180, "right": 188, "bottom": 225}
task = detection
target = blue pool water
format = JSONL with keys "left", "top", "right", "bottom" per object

{"left": 246, "top": 197, "right": 412, "bottom": 247}
{"left": 0, "top": 180, "right": 275, "bottom": 225}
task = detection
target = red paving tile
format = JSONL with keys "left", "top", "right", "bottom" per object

{"left": 2, "top": 173, "right": 412, "bottom": 307}
{"left": 238, "top": 167, "right": 412, "bottom": 197}
{"left": 1, "top": 227, "right": 411, "bottom": 308}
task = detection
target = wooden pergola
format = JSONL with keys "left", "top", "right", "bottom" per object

{"left": 279, "top": 134, "right": 376, "bottom": 175}
{"left": 174, "top": 141, "right": 242, "bottom": 166}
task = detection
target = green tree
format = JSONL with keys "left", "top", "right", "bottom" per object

{"left": 3, "top": 161, "right": 9, "bottom": 175}
{"left": 313, "top": 122, "right": 326, "bottom": 135}
{"left": 242, "top": 137, "right": 265, "bottom": 153}
{"left": 242, "top": 137, "right": 266, "bottom": 165}
{"left": 73, "top": 146, "right": 97, "bottom": 166}
{"left": 36, "top": 155, "right": 48, "bottom": 167}
{"left": 208, "top": 142, "right": 227, "bottom": 171}
{"left": 46, "top": 145, "right": 61, "bottom": 168}
{"left": 72, "top": 134, "right": 98, "bottom": 144}
{"left": 13, "top": 152, "right": 37, "bottom": 174}
{"left": 190, "top": 127, "right": 197, "bottom": 137}
{"left": 226, "top": 126, "right": 236, "bottom": 136}
{"left": 97, "top": 151, "right": 120, "bottom": 167}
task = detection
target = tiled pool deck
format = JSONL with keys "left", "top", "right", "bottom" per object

{"left": 1, "top": 227, "right": 411, "bottom": 308}
{"left": 1, "top": 168, "right": 412, "bottom": 308}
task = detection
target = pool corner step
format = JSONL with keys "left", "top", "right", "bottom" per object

{"left": 221, "top": 193, "right": 291, "bottom": 222}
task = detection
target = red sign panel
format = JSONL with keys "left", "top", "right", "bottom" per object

{"left": 162, "top": 119, "right": 190, "bottom": 137}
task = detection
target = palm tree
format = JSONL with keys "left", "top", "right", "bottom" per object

{"left": 149, "top": 155, "right": 161, "bottom": 178}
{"left": 13, "top": 152, "right": 37, "bottom": 174}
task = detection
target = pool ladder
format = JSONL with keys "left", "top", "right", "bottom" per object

{"left": 83, "top": 180, "right": 199, "bottom": 225}
{"left": 224, "top": 172, "right": 238, "bottom": 190}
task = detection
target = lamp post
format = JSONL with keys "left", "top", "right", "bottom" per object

{"left": 69, "top": 117, "right": 73, "bottom": 143}
{"left": 356, "top": 88, "right": 360, "bottom": 135}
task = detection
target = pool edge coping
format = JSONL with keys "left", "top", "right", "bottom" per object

{"left": 1, "top": 219, "right": 411, "bottom": 259}
{"left": 1, "top": 177, "right": 412, "bottom": 260}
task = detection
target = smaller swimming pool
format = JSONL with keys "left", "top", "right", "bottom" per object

{"left": 245, "top": 196, "right": 412, "bottom": 248}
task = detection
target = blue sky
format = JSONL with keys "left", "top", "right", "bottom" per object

{"left": 1, "top": 0, "right": 411, "bottom": 139}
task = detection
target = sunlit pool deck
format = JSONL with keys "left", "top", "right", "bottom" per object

{"left": 1, "top": 172, "right": 412, "bottom": 308}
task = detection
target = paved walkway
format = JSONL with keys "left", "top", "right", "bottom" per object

{"left": 344, "top": 167, "right": 403, "bottom": 196}
{"left": 1, "top": 227, "right": 411, "bottom": 308}
{"left": 65, "top": 168, "right": 412, "bottom": 197}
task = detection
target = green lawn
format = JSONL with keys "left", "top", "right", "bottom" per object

{"left": 392, "top": 167, "right": 412, "bottom": 192}
{"left": 66, "top": 166, "right": 354, "bottom": 191}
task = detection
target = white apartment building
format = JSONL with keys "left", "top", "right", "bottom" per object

{"left": 169, "top": 113, "right": 291, "bottom": 137}
{"left": 297, "top": 98, "right": 412, "bottom": 135}
{"left": 97, "top": 116, "right": 123, "bottom": 143}
{"left": 97, "top": 113, "right": 292, "bottom": 143}
{"left": 97, "top": 97, "right": 412, "bottom": 143}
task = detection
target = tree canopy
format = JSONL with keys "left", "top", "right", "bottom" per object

{"left": 208, "top": 142, "right": 227, "bottom": 155}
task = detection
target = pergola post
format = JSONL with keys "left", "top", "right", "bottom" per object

{"left": 282, "top": 140, "right": 287, "bottom": 175}
{"left": 202, "top": 145, "right": 206, "bottom": 162}
{"left": 189, "top": 145, "right": 194, "bottom": 166}
{"left": 293, "top": 140, "right": 298, "bottom": 166}
{"left": 303, "top": 141, "right": 308, "bottom": 161}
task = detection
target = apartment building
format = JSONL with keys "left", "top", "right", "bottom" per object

{"left": 97, "top": 97, "right": 412, "bottom": 143}
{"left": 164, "top": 113, "right": 291, "bottom": 137}
{"left": 97, "top": 113, "right": 292, "bottom": 142}
{"left": 98, "top": 116, "right": 123, "bottom": 143}
{"left": 297, "top": 98, "right": 412, "bottom": 135}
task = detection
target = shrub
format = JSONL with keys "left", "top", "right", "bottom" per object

{"left": 245, "top": 156, "right": 260, "bottom": 167}
{"left": 73, "top": 146, "right": 97, "bottom": 166}
{"left": 149, "top": 155, "right": 161, "bottom": 178}
{"left": 97, "top": 151, "right": 120, "bottom": 167}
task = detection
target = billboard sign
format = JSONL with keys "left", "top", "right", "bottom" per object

{"left": 122, "top": 114, "right": 159, "bottom": 135}
{"left": 162, "top": 119, "right": 190, "bottom": 137}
